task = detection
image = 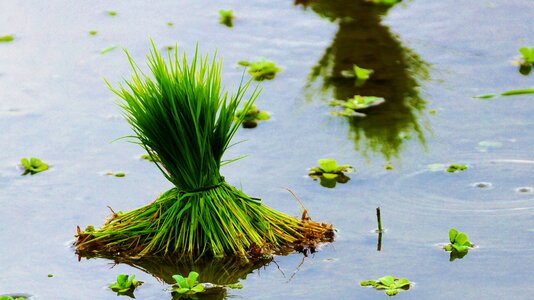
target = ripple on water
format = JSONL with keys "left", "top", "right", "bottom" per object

{"left": 388, "top": 159, "right": 534, "bottom": 216}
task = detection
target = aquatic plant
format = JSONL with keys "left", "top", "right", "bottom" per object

{"left": 308, "top": 159, "right": 352, "bottom": 188}
{"left": 447, "top": 164, "right": 467, "bottom": 173}
{"left": 329, "top": 95, "right": 385, "bottom": 117}
{"left": 141, "top": 153, "right": 161, "bottom": 162}
{"left": 219, "top": 9, "right": 234, "bottom": 27}
{"left": 100, "top": 46, "right": 118, "bottom": 55}
{"left": 444, "top": 228, "right": 473, "bottom": 253}
{"left": 107, "top": 10, "right": 117, "bottom": 16}
{"left": 105, "top": 171, "right": 126, "bottom": 177}
{"left": 474, "top": 87, "right": 534, "bottom": 99}
{"left": 75, "top": 43, "right": 333, "bottom": 259}
{"left": 360, "top": 275, "right": 411, "bottom": 296}
{"left": 341, "top": 64, "right": 374, "bottom": 85}
{"left": 109, "top": 274, "right": 143, "bottom": 294}
{"left": 20, "top": 157, "right": 49, "bottom": 175}
{"left": 0, "top": 296, "right": 26, "bottom": 300}
{"left": 238, "top": 60, "right": 282, "bottom": 81}
{"left": 0, "top": 35, "right": 15, "bottom": 42}
{"left": 235, "top": 105, "right": 270, "bottom": 128}
{"left": 172, "top": 271, "right": 205, "bottom": 295}
{"left": 88, "top": 30, "right": 97, "bottom": 36}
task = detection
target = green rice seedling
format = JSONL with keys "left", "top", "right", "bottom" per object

{"left": 76, "top": 43, "right": 333, "bottom": 260}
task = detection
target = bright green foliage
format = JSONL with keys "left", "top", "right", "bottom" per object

{"left": 309, "top": 158, "right": 353, "bottom": 184}
{"left": 447, "top": 164, "right": 467, "bottom": 173}
{"left": 107, "top": 11, "right": 117, "bottom": 16}
{"left": 0, "top": 296, "right": 26, "bottom": 300}
{"left": 519, "top": 47, "right": 534, "bottom": 65}
{"left": 109, "top": 274, "right": 143, "bottom": 293}
{"left": 360, "top": 276, "right": 411, "bottom": 296}
{"left": 238, "top": 60, "right": 282, "bottom": 81}
{"left": 76, "top": 43, "right": 333, "bottom": 259}
{"left": 219, "top": 9, "right": 234, "bottom": 27}
{"left": 227, "top": 283, "right": 243, "bottom": 289}
{"left": 88, "top": 30, "right": 97, "bottom": 36}
{"left": 330, "top": 95, "right": 385, "bottom": 117}
{"left": 141, "top": 153, "right": 161, "bottom": 162}
{"left": 353, "top": 64, "right": 373, "bottom": 80}
{"left": 444, "top": 228, "right": 473, "bottom": 253}
{"left": 235, "top": 105, "right": 270, "bottom": 128}
{"left": 20, "top": 157, "right": 49, "bottom": 175}
{"left": 172, "top": 272, "right": 205, "bottom": 295}
{"left": 0, "top": 35, "right": 15, "bottom": 42}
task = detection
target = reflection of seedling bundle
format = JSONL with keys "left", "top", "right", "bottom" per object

{"left": 75, "top": 43, "right": 333, "bottom": 259}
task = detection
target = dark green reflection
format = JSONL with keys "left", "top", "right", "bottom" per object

{"left": 296, "top": 0, "right": 429, "bottom": 160}
{"left": 79, "top": 254, "right": 270, "bottom": 300}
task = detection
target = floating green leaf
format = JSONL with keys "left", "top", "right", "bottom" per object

{"left": 235, "top": 105, "right": 270, "bottom": 128}
{"left": 330, "top": 95, "right": 385, "bottom": 117}
{"left": 88, "top": 30, "right": 97, "bottom": 36}
{"left": 519, "top": 47, "right": 534, "bottom": 65}
{"left": 309, "top": 159, "right": 353, "bottom": 188}
{"left": 0, "top": 35, "right": 15, "bottom": 42}
{"left": 20, "top": 157, "right": 49, "bottom": 175}
{"left": 238, "top": 59, "right": 282, "bottom": 81}
{"left": 447, "top": 164, "right": 467, "bottom": 173}
{"left": 444, "top": 228, "right": 473, "bottom": 255}
{"left": 107, "top": 11, "right": 117, "bottom": 16}
{"left": 109, "top": 274, "right": 143, "bottom": 294}
{"left": 474, "top": 87, "right": 534, "bottom": 99}
{"left": 219, "top": 9, "right": 234, "bottom": 27}
{"left": 100, "top": 46, "right": 118, "bottom": 55}
{"left": 172, "top": 272, "right": 205, "bottom": 295}
{"left": 360, "top": 275, "right": 411, "bottom": 296}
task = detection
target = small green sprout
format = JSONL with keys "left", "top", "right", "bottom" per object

{"left": 444, "top": 228, "right": 473, "bottom": 253}
{"left": 171, "top": 271, "right": 205, "bottom": 295}
{"left": 330, "top": 95, "right": 385, "bottom": 117}
{"left": 107, "top": 11, "right": 117, "bottom": 16}
{"left": 0, "top": 35, "right": 15, "bottom": 42}
{"left": 109, "top": 274, "right": 143, "bottom": 294}
{"left": 219, "top": 9, "right": 234, "bottom": 27}
{"left": 447, "top": 164, "right": 467, "bottom": 173}
{"left": 238, "top": 59, "right": 282, "bottom": 81}
{"left": 341, "top": 64, "right": 374, "bottom": 85}
{"left": 88, "top": 30, "right": 97, "bottom": 36}
{"left": 360, "top": 275, "right": 411, "bottom": 296}
{"left": 235, "top": 105, "right": 270, "bottom": 128}
{"left": 100, "top": 46, "right": 118, "bottom": 55}
{"left": 518, "top": 47, "right": 534, "bottom": 74}
{"left": 20, "top": 157, "right": 49, "bottom": 175}
{"left": 309, "top": 159, "right": 353, "bottom": 188}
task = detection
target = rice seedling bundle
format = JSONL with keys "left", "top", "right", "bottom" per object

{"left": 75, "top": 43, "right": 333, "bottom": 259}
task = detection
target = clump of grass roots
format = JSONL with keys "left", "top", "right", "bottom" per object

{"left": 75, "top": 43, "right": 333, "bottom": 260}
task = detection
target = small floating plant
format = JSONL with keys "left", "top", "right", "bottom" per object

{"left": 238, "top": 59, "right": 282, "bottom": 81}
{"left": 100, "top": 46, "right": 118, "bottom": 55}
{"left": 330, "top": 95, "right": 385, "bottom": 117}
{"left": 341, "top": 64, "right": 373, "bottom": 86}
{"left": 427, "top": 163, "right": 467, "bottom": 173}
{"left": 360, "top": 276, "right": 411, "bottom": 296}
{"left": 109, "top": 274, "right": 143, "bottom": 295}
{"left": 0, "top": 296, "right": 27, "bottom": 300}
{"left": 171, "top": 272, "right": 205, "bottom": 296}
{"left": 0, "top": 35, "right": 15, "bottom": 42}
{"left": 75, "top": 42, "right": 333, "bottom": 260}
{"left": 107, "top": 10, "right": 117, "bottom": 17}
{"left": 309, "top": 159, "right": 353, "bottom": 188}
{"left": 516, "top": 47, "right": 534, "bottom": 75}
{"left": 20, "top": 157, "right": 49, "bottom": 175}
{"left": 219, "top": 9, "right": 234, "bottom": 27}
{"left": 105, "top": 171, "right": 126, "bottom": 177}
{"left": 235, "top": 105, "right": 270, "bottom": 128}
{"left": 444, "top": 228, "right": 474, "bottom": 261}
{"left": 447, "top": 164, "right": 467, "bottom": 173}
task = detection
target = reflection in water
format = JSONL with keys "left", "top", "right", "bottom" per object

{"left": 296, "top": 0, "right": 430, "bottom": 160}
{"left": 79, "top": 255, "right": 271, "bottom": 300}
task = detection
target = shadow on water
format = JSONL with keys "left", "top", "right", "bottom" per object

{"left": 296, "top": 0, "right": 430, "bottom": 160}
{"left": 79, "top": 254, "right": 271, "bottom": 300}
